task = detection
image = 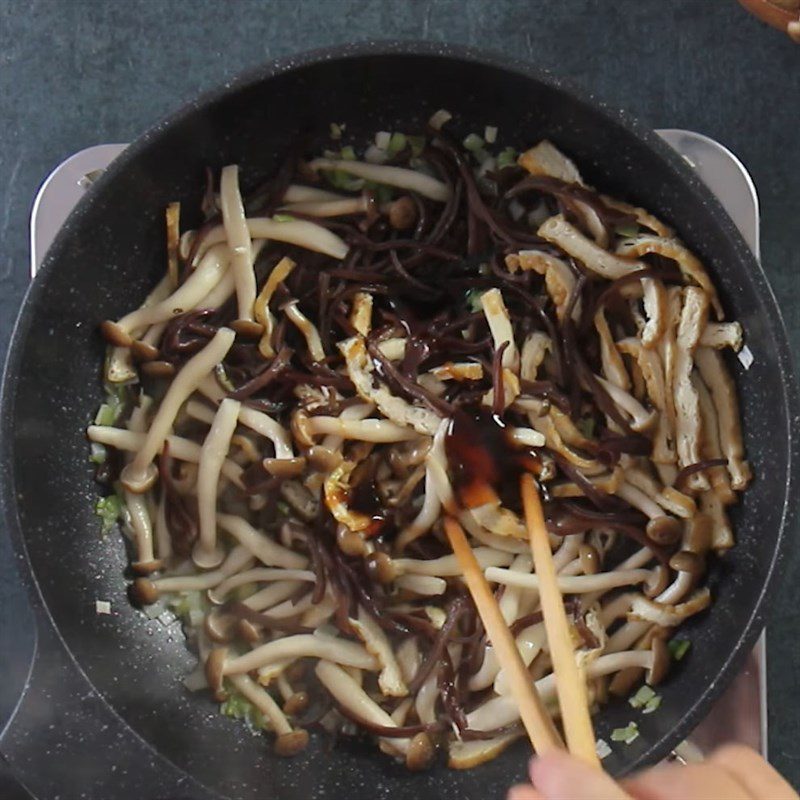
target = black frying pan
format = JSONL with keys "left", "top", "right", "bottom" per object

{"left": 1, "top": 42, "right": 798, "bottom": 800}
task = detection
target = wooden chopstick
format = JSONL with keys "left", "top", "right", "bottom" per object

{"left": 520, "top": 473, "right": 601, "bottom": 768}
{"left": 443, "top": 516, "right": 563, "bottom": 755}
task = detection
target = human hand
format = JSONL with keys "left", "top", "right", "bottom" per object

{"left": 508, "top": 745, "right": 798, "bottom": 800}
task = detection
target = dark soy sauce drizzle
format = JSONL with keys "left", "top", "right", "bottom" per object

{"left": 444, "top": 408, "right": 540, "bottom": 508}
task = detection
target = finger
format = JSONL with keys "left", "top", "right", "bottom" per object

{"left": 530, "top": 750, "right": 631, "bottom": 800}
{"left": 623, "top": 763, "right": 752, "bottom": 800}
{"left": 507, "top": 785, "right": 543, "bottom": 800}
{"left": 711, "top": 745, "right": 799, "bottom": 800}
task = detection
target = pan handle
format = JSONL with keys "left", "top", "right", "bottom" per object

{"left": 0, "top": 595, "right": 217, "bottom": 800}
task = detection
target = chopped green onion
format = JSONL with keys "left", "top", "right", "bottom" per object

{"left": 387, "top": 132, "right": 407, "bottom": 157}
{"left": 668, "top": 638, "right": 691, "bottom": 660}
{"left": 428, "top": 108, "right": 452, "bottom": 130}
{"left": 463, "top": 133, "right": 485, "bottom": 152}
{"left": 595, "top": 738, "right": 612, "bottom": 759}
{"left": 94, "top": 383, "right": 128, "bottom": 426}
{"left": 374, "top": 131, "right": 392, "bottom": 150}
{"left": 465, "top": 289, "right": 484, "bottom": 312}
{"left": 484, "top": 125, "right": 498, "bottom": 144}
{"left": 629, "top": 685, "right": 656, "bottom": 709}
{"left": 340, "top": 145, "right": 357, "bottom": 161}
{"left": 408, "top": 135, "right": 426, "bottom": 157}
{"left": 324, "top": 168, "right": 364, "bottom": 192}
{"left": 615, "top": 222, "right": 640, "bottom": 238}
{"left": 497, "top": 147, "right": 518, "bottom": 170}
{"left": 94, "top": 494, "right": 124, "bottom": 536}
{"left": 272, "top": 214, "right": 295, "bottom": 223}
{"left": 610, "top": 721, "right": 639, "bottom": 744}
{"left": 329, "top": 122, "right": 344, "bottom": 140}
{"left": 642, "top": 695, "right": 662, "bottom": 715}
{"left": 473, "top": 147, "right": 492, "bottom": 165}
{"left": 276, "top": 500, "right": 291, "bottom": 517}
{"left": 89, "top": 442, "right": 107, "bottom": 464}
{"left": 220, "top": 689, "right": 268, "bottom": 730}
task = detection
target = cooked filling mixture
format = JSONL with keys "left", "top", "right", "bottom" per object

{"left": 88, "top": 115, "right": 750, "bottom": 769}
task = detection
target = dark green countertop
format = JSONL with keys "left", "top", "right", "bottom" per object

{"left": 0, "top": 0, "right": 798, "bottom": 794}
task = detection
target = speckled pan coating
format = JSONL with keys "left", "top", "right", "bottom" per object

{"left": 1, "top": 42, "right": 797, "bottom": 800}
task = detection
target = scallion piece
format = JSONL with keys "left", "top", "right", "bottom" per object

{"left": 629, "top": 684, "right": 656, "bottom": 709}
{"left": 497, "top": 146, "right": 518, "bottom": 170}
{"left": 340, "top": 145, "right": 357, "bottom": 161}
{"left": 273, "top": 214, "right": 295, "bottom": 223}
{"left": 94, "top": 494, "right": 124, "bottom": 536}
{"left": 465, "top": 288, "right": 484, "bottom": 312}
{"left": 329, "top": 122, "right": 343, "bottom": 140}
{"left": 463, "top": 133, "right": 485, "bottom": 152}
{"left": 408, "top": 135, "right": 426, "bottom": 157}
{"left": 668, "top": 638, "right": 691, "bottom": 660}
{"left": 387, "top": 132, "right": 407, "bottom": 157}
{"left": 643, "top": 695, "right": 662, "bottom": 715}
{"left": 89, "top": 442, "right": 107, "bottom": 464}
{"left": 220, "top": 689, "right": 268, "bottom": 730}
{"left": 484, "top": 125, "right": 498, "bottom": 144}
{"left": 610, "top": 722, "right": 639, "bottom": 744}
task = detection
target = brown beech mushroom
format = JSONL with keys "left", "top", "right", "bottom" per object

{"left": 388, "top": 196, "right": 417, "bottom": 230}
{"left": 205, "top": 647, "right": 229, "bottom": 701}
{"left": 406, "top": 732, "right": 436, "bottom": 771}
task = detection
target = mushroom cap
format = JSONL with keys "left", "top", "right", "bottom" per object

{"left": 130, "top": 339, "right": 159, "bottom": 362}
{"left": 205, "top": 647, "right": 229, "bottom": 701}
{"left": 388, "top": 196, "right": 417, "bottom": 231}
{"left": 204, "top": 609, "right": 235, "bottom": 643}
{"left": 192, "top": 541, "right": 226, "bottom": 570}
{"left": 100, "top": 320, "right": 134, "bottom": 347}
{"left": 131, "top": 577, "right": 159, "bottom": 606}
{"left": 365, "top": 551, "right": 396, "bottom": 585}
{"left": 282, "top": 691, "right": 310, "bottom": 717}
{"left": 274, "top": 729, "right": 310, "bottom": 757}
{"left": 290, "top": 409, "right": 315, "bottom": 449}
{"left": 669, "top": 549, "right": 706, "bottom": 579}
{"left": 405, "top": 732, "right": 436, "bottom": 771}
{"left": 262, "top": 456, "right": 307, "bottom": 478}
{"left": 132, "top": 558, "right": 163, "bottom": 576}
{"left": 307, "top": 445, "right": 342, "bottom": 472}
{"left": 647, "top": 636, "right": 670, "bottom": 686}
{"left": 141, "top": 360, "right": 176, "bottom": 378}
{"left": 120, "top": 462, "right": 159, "bottom": 494}
{"left": 646, "top": 516, "right": 683, "bottom": 546}
{"left": 236, "top": 618, "right": 262, "bottom": 644}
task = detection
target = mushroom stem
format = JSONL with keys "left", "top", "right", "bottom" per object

{"left": 466, "top": 650, "right": 655, "bottom": 731}
{"left": 308, "top": 159, "right": 451, "bottom": 202}
{"left": 115, "top": 244, "right": 230, "bottom": 334}
{"left": 124, "top": 489, "right": 158, "bottom": 572}
{"left": 120, "top": 327, "right": 236, "bottom": 493}
{"left": 194, "top": 398, "right": 241, "bottom": 569}
{"left": 485, "top": 567, "right": 651, "bottom": 594}
{"left": 219, "top": 165, "right": 256, "bottom": 323}
{"left": 149, "top": 544, "right": 255, "bottom": 595}
{"left": 216, "top": 514, "right": 308, "bottom": 569}
{"left": 315, "top": 660, "right": 410, "bottom": 754}
{"left": 238, "top": 406, "right": 294, "bottom": 459}
{"left": 223, "top": 634, "right": 378, "bottom": 676}
{"left": 307, "top": 415, "right": 418, "bottom": 443}
{"left": 87, "top": 426, "right": 244, "bottom": 488}
{"left": 195, "top": 217, "right": 349, "bottom": 264}
{"left": 394, "top": 548, "right": 513, "bottom": 577}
